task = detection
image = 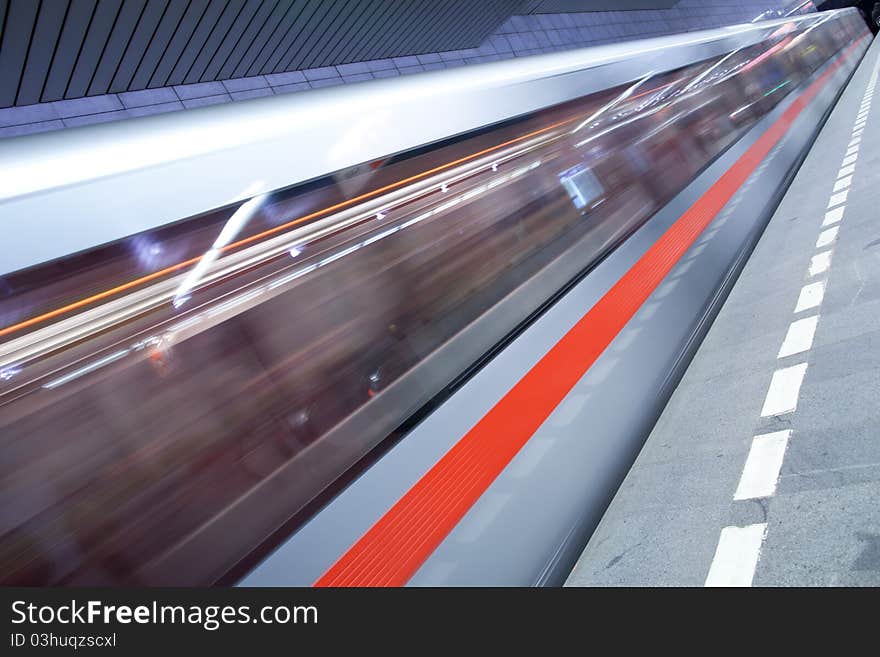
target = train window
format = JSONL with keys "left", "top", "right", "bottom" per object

{"left": 559, "top": 164, "right": 604, "bottom": 212}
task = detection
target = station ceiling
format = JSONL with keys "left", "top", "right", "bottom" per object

{"left": 0, "top": 0, "right": 681, "bottom": 108}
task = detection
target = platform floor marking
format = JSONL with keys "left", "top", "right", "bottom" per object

{"left": 827, "top": 190, "right": 848, "bottom": 207}
{"left": 705, "top": 524, "right": 768, "bottom": 587}
{"left": 832, "top": 175, "right": 852, "bottom": 192}
{"left": 702, "top": 40, "right": 878, "bottom": 590}
{"left": 778, "top": 315, "right": 819, "bottom": 358}
{"left": 823, "top": 206, "right": 845, "bottom": 226}
{"left": 816, "top": 226, "right": 839, "bottom": 248}
{"left": 808, "top": 250, "right": 833, "bottom": 277}
{"left": 734, "top": 431, "right": 792, "bottom": 500}
{"left": 761, "top": 363, "right": 808, "bottom": 416}
{"left": 795, "top": 280, "right": 826, "bottom": 313}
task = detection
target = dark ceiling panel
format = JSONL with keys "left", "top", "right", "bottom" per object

{"left": 91, "top": 0, "right": 148, "bottom": 95}
{"left": 302, "top": 0, "right": 367, "bottom": 70}
{"left": 16, "top": 0, "right": 68, "bottom": 105}
{"left": 244, "top": 0, "right": 303, "bottom": 75}
{"left": 0, "top": 0, "right": 40, "bottom": 107}
{"left": 149, "top": 0, "right": 212, "bottom": 87}
{"left": 41, "top": 0, "right": 97, "bottom": 102}
{"left": 390, "top": 0, "right": 435, "bottom": 58}
{"left": 286, "top": 0, "right": 349, "bottom": 70}
{"left": 199, "top": 0, "right": 261, "bottom": 81}
{"left": 1, "top": 0, "right": 628, "bottom": 108}
{"left": 166, "top": 0, "right": 226, "bottom": 85}
{"left": 232, "top": 0, "right": 289, "bottom": 77}
{"left": 182, "top": 0, "right": 248, "bottom": 84}
{"left": 65, "top": 0, "right": 123, "bottom": 98}
{"left": 329, "top": 0, "right": 382, "bottom": 64}
{"left": 264, "top": 1, "right": 321, "bottom": 73}
{"left": 276, "top": 0, "right": 328, "bottom": 71}
{"left": 359, "top": 0, "right": 413, "bottom": 63}
{"left": 418, "top": 0, "right": 461, "bottom": 57}
{"left": 129, "top": 0, "right": 188, "bottom": 89}
{"left": 337, "top": 0, "right": 393, "bottom": 65}
{"left": 373, "top": 0, "right": 418, "bottom": 61}
{"left": 454, "top": 0, "right": 504, "bottom": 54}
{"left": 424, "top": 0, "right": 470, "bottom": 57}
{"left": 389, "top": 0, "right": 434, "bottom": 61}
{"left": 217, "top": 0, "right": 277, "bottom": 79}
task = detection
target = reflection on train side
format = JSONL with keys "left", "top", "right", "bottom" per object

{"left": 0, "top": 11, "right": 864, "bottom": 584}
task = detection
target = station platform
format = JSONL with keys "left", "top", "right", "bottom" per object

{"left": 566, "top": 34, "right": 880, "bottom": 587}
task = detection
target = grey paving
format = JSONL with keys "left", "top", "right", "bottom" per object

{"left": 567, "top": 35, "right": 880, "bottom": 586}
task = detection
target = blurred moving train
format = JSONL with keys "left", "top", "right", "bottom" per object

{"left": 0, "top": 8, "right": 870, "bottom": 585}
{"left": 817, "top": 1, "right": 880, "bottom": 33}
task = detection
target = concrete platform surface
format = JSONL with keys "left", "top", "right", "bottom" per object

{"left": 567, "top": 35, "right": 880, "bottom": 587}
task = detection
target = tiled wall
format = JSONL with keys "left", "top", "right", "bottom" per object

{"left": 0, "top": 0, "right": 815, "bottom": 138}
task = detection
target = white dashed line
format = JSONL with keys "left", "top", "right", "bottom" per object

{"left": 778, "top": 315, "right": 819, "bottom": 358}
{"left": 705, "top": 524, "right": 767, "bottom": 587}
{"left": 705, "top": 48, "right": 878, "bottom": 590}
{"left": 827, "top": 190, "right": 848, "bottom": 208}
{"left": 832, "top": 176, "right": 852, "bottom": 192}
{"left": 761, "top": 363, "right": 808, "bottom": 417}
{"left": 734, "top": 430, "right": 791, "bottom": 500}
{"left": 823, "top": 206, "right": 845, "bottom": 226}
{"left": 816, "top": 226, "right": 839, "bottom": 248}
{"left": 794, "top": 280, "right": 826, "bottom": 313}
{"left": 809, "top": 250, "right": 833, "bottom": 277}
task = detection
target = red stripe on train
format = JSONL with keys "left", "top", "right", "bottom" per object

{"left": 315, "top": 36, "right": 866, "bottom": 587}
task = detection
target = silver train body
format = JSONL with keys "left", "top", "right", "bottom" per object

{"left": 0, "top": 9, "right": 869, "bottom": 585}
